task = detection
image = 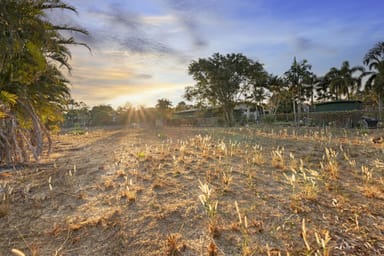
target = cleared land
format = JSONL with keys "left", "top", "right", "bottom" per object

{"left": 0, "top": 126, "right": 384, "bottom": 255}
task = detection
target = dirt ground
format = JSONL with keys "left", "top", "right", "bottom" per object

{"left": 0, "top": 126, "right": 383, "bottom": 255}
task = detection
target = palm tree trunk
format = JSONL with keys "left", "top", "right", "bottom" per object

{"left": 18, "top": 100, "right": 44, "bottom": 160}
{"left": 292, "top": 99, "right": 297, "bottom": 125}
{"left": 379, "top": 94, "right": 383, "bottom": 121}
{"left": 298, "top": 101, "right": 302, "bottom": 125}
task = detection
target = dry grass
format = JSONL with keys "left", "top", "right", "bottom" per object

{"left": 0, "top": 126, "right": 383, "bottom": 255}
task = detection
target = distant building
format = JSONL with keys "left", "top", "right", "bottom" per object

{"left": 234, "top": 102, "right": 265, "bottom": 121}
{"left": 173, "top": 107, "right": 217, "bottom": 119}
{"left": 312, "top": 100, "right": 363, "bottom": 127}
{"left": 172, "top": 102, "right": 266, "bottom": 125}
{"left": 314, "top": 100, "right": 363, "bottom": 112}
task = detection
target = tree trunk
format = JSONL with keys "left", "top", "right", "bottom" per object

{"left": 223, "top": 104, "right": 234, "bottom": 127}
{"left": 292, "top": 99, "right": 297, "bottom": 125}
{"left": 297, "top": 101, "right": 302, "bottom": 125}
{"left": 379, "top": 94, "right": 383, "bottom": 121}
{"left": 18, "top": 100, "right": 44, "bottom": 160}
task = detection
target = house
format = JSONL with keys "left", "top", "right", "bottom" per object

{"left": 234, "top": 102, "right": 264, "bottom": 121}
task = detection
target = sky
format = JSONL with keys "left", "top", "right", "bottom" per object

{"left": 53, "top": 0, "right": 384, "bottom": 108}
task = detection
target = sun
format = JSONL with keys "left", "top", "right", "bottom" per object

{"left": 108, "top": 94, "right": 148, "bottom": 109}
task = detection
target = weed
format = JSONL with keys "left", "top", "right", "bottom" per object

{"left": 252, "top": 144, "right": 264, "bottom": 165}
{"left": 284, "top": 161, "right": 318, "bottom": 212}
{"left": 198, "top": 180, "right": 219, "bottom": 237}
{"left": 361, "top": 165, "right": 373, "bottom": 184}
{"left": 362, "top": 185, "right": 382, "bottom": 198}
{"left": 343, "top": 152, "right": 356, "bottom": 168}
{"left": 360, "top": 164, "right": 382, "bottom": 197}
{"left": 235, "top": 201, "right": 252, "bottom": 255}
{"left": 165, "top": 233, "right": 183, "bottom": 256}
{"left": 271, "top": 147, "right": 285, "bottom": 169}
{"left": 221, "top": 169, "right": 233, "bottom": 191}
{"left": 289, "top": 152, "right": 298, "bottom": 171}
{"left": 64, "top": 165, "right": 78, "bottom": 189}
{"left": 320, "top": 147, "right": 339, "bottom": 179}
{"left": 283, "top": 173, "right": 296, "bottom": 193}
{"left": 217, "top": 140, "right": 228, "bottom": 156}
{"left": 301, "top": 219, "right": 332, "bottom": 256}
{"left": 298, "top": 165, "right": 319, "bottom": 201}
{"left": 124, "top": 188, "right": 137, "bottom": 201}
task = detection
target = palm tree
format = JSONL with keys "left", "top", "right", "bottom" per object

{"left": 284, "top": 58, "right": 313, "bottom": 125}
{"left": 324, "top": 61, "right": 364, "bottom": 100}
{"left": 363, "top": 41, "right": 384, "bottom": 120}
{"left": 315, "top": 76, "right": 335, "bottom": 102}
{"left": 303, "top": 73, "right": 318, "bottom": 108}
{"left": 0, "top": 0, "right": 88, "bottom": 164}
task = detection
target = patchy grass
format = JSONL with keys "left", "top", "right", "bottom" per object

{"left": 0, "top": 126, "right": 384, "bottom": 255}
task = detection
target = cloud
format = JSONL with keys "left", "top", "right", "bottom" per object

{"left": 294, "top": 37, "right": 314, "bottom": 51}
{"left": 119, "top": 36, "right": 178, "bottom": 55}
{"left": 160, "top": 0, "right": 211, "bottom": 48}
{"left": 65, "top": 46, "right": 187, "bottom": 107}
{"left": 135, "top": 74, "right": 152, "bottom": 79}
{"left": 61, "top": 1, "right": 185, "bottom": 59}
{"left": 105, "top": 83, "right": 185, "bottom": 108}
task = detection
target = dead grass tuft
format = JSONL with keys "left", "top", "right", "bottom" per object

{"left": 67, "top": 208, "right": 121, "bottom": 231}
{"left": 271, "top": 147, "right": 285, "bottom": 169}
{"left": 362, "top": 185, "right": 383, "bottom": 199}
{"left": 165, "top": 233, "right": 184, "bottom": 256}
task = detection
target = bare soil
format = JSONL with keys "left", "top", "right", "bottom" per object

{"left": 0, "top": 126, "right": 383, "bottom": 255}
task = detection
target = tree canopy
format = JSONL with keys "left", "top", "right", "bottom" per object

{"left": 322, "top": 61, "right": 364, "bottom": 100}
{"left": 155, "top": 98, "right": 173, "bottom": 121}
{"left": 185, "top": 53, "right": 267, "bottom": 125}
{"left": 363, "top": 41, "right": 384, "bottom": 116}
{"left": 283, "top": 58, "right": 313, "bottom": 124}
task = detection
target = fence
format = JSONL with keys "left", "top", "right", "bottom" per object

{"left": 169, "top": 110, "right": 382, "bottom": 128}
{"left": 262, "top": 110, "right": 382, "bottom": 128}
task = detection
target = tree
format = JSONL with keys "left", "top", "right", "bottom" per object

{"left": 64, "top": 100, "right": 90, "bottom": 127}
{"left": 284, "top": 58, "right": 313, "bottom": 125}
{"left": 267, "top": 75, "right": 290, "bottom": 114}
{"left": 248, "top": 71, "right": 269, "bottom": 108}
{"left": 363, "top": 41, "right": 384, "bottom": 119}
{"left": 316, "top": 75, "right": 335, "bottom": 102}
{"left": 156, "top": 98, "right": 173, "bottom": 121}
{"left": 175, "top": 101, "right": 188, "bottom": 111}
{"left": 0, "top": 0, "right": 88, "bottom": 164}
{"left": 185, "top": 53, "right": 267, "bottom": 126}
{"left": 324, "top": 61, "right": 364, "bottom": 100}
{"left": 90, "top": 105, "right": 115, "bottom": 126}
